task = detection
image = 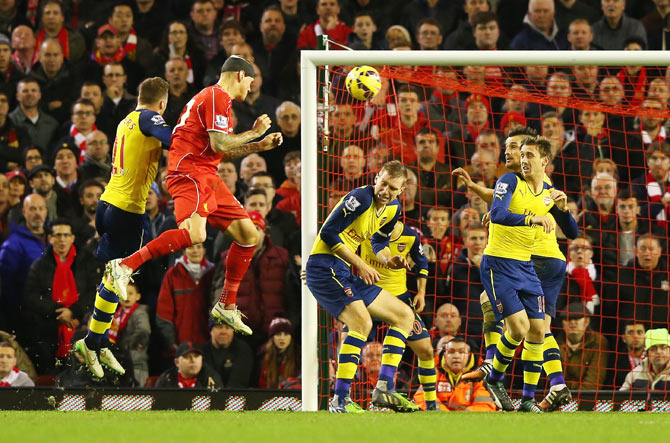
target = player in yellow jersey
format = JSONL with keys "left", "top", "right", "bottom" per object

{"left": 359, "top": 221, "right": 437, "bottom": 409}
{"left": 73, "top": 78, "right": 173, "bottom": 378}
{"left": 454, "top": 127, "right": 577, "bottom": 411}
{"left": 455, "top": 136, "right": 577, "bottom": 413}
{"left": 306, "top": 161, "right": 419, "bottom": 413}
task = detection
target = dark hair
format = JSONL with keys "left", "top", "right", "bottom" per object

{"left": 263, "top": 4, "right": 283, "bottom": 17}
{"left": 623, "top": 36, "right": 646, "bottom": 50}
{"left": 250, "top": 171, "right": 276, "bottom": 187}
{"left": 616, "top": 188, "right": 636, "bottom": 201}
{"left": 522, "top": 135, "right": 552, "bottom": 159}
{"left": 40, "top": 0, "right": 63, "bottom": 17}
{"left": 416, "top": 126, "right": 440, "bottom": 139}
{"left": 466, "top": 221, "right": 486, "bottom": 232}
{"left": 159, "top": 20, "right": 199, "bottom": 57}
{"left": 22, "top": 145, "right": 43, "bottom": 162}
{"left": 261, "top": 333, "right": 299, "bottom": 389}
{"left": 78, "top": 179, "right": 104, "bottom": 198}
{"left": 472, "top": 11, "right": 498, "bottom": 28}
{"left": 645, "top": 140, "right": 670, "bottom": 157}
{"left": 636, "top": 233, "right": 661, "bottom": 248}
{"left": 507, "top": 126, "right": 537, "bottom": 138}
{"left": 50, "top": 218, "right": 74, "bottom": 232}
{"left": 191, "top": 0, "right": 214, "bottom": 8}
{"left": 219, "top": 19, "right": 245, "bottom": 38}
{"left": 71, "top": 98, "right": 95, "bottom": 113}
{"left": 17, "top": 76, "right": 40, "bottom": 89}
{"left": 245, "top": 188, "right": 267, "bottom": 201}
{"left": 620, "top": 319, "right": 649, "bottom": 334}
{"left": 81, "top": 81, "right": 102, "bottom": 91}
{"left": 541, "top": 111, "right": 563, "bottom": 123}
{"left": 138, "top": 77, "right": 169, "bottom": 105}
{"left": 283, "top": 151, "right": 300, "bottom": 166}
{"left": 354, "top": 10, "right": 376, "bottom": 22}
{"left": 416, "top": 17, "right": 442, "bottom": 35}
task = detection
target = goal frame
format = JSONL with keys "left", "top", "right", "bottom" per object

{"left": 299, "top": 49, "right": 670, "bottom": 411}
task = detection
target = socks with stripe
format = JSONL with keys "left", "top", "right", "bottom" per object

{"left": 218, "top": 242, "right": 256, "bottom": 306}
{"left": 522, "top": 340, "right": 544, "bottom": 399}
{"left": 542, "top": 332, "right": 566, "bottom": 387}
{"left": 334, "top": 330, "right": 367, "bottom": 401}
{"left": 85, "top": 281, "right": 119, "bottom": 350}
{"left": 481, "top": 300, "right": 502, "bottom": 362}
{"left": 121, "top": 228, "right": 192, "bottom": 271}
{"left": 376, "top": 326, "right": 409, "bottom": 390}
{"left": 489, "top": 331, "right": 521, "bottom": 382}
{"left": 418, "top": 358, "right": 437, "bottom": 410}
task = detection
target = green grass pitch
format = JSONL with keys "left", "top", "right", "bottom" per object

{"left": 3, "top": 411, "right": 670, "bottom": 443}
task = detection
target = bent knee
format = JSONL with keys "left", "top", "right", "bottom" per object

{"left": 188, "top": 227, "right": 207, "bottom": 244}
{"left": 350, "top": 316, "right": 373, "bottom": 336}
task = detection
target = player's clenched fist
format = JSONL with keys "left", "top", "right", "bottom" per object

{"left": 530, "top": 215, "right": 555, "bottom": 234}
{"left": 261, "top": 132, "right": 283, "bottom": 150}
{"left": 550, "top": 189, "right": 568, "bottom": 211}
{"left": 252, "top": 114, "right": 272, "bottom": 136}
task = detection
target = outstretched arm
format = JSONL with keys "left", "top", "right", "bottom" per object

{"left": 452, "top": 167, "right": 494, "bottom": 204}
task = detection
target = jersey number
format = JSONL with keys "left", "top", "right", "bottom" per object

{"left": 174, "top": 98, "right": 196, "bottom": 132}
{"left": 111, "top": 134, "right": 125, "bottom": 176}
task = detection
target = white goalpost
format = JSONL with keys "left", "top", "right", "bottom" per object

{"left": 299, "top": 49, "right": 670, "bottom": 412}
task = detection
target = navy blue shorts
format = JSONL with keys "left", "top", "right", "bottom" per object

{"left": 531, "top": 256, "right": 566, "bottom": 319}
{"left": 306, "top": 254, "right": 383, "bottom": 319}
{"left": 95, "top": 200, "right": 152, "bottom": 263}
{"left": 480, "top": 255, "right": 545, "bottom": 321}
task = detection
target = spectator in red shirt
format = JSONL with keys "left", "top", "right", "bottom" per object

{"left": 297, "top": 0, "right": 352, "bottom": 50}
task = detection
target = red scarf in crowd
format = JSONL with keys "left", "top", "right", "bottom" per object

{"left": 52, "top": 246, "right": 78, "bottom": 358}
{"left": 26, "top": 0, "right": 39, "bottom": 26}
{"left": 71, "top": 124, "right": 97, "bottom": 163}
{"left": 123, "top": 29, "right": 138, "bottom": 60}
{"left": 178, "top": 372, "right": 197, "bottom": 388}
{"left": 92, "top": 47, "right": 125, "bottom": 67}
{"left": 0, "top": 367, "right": 20, "bottom": 386}
{"left": 646, "top": 171, "right": 670, "bottom": 203}
{"left": 183, "top": 54, "right": 194, "bottom": 86}
{"left": 617, "top": 66, "right": 647, "bottom": 107}
{"left": 108, "top": 303, "right": 139, "bottom": 344}
{"left": 35, "top": 27, "right": 70, "bottom": 59}
{"left": 12, "top": 50, "right": 39, "bottom": 73}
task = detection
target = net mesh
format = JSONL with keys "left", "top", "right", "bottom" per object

{"left": 316, "top": 61, "right": 670, "bottom": 409}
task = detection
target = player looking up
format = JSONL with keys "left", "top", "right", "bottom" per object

{"left": 359, "top": 221, "right": 437, "bottom": 410}
{"left": 464, "top": 136, "right": 577, "bottom": 413}
{"left": 454, "top": 127, "right": 577, "bottom": 411}
{"left": 73, "top": 77, "right": 173, "bottom": 378}
{"left": 306, "top": 161, "right": 419, "bottom": 413}
{"left": 108, "top": 56, "right": 282, "bottom": 336}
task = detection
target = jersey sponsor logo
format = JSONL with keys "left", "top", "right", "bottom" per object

{"left": 543, "top": 195, "right": 552, "bottom": 206}
{"left": 496, "top": 301, "right": 503, "bottom": 314}
{"left": 343, "top": 287, "right": 353, "bottom": 297}
{"left": 495, "top": 182, "right": 508, "bottom": 196}
{"left": 151, "top": 114, "right": 166, "bottom": 125}
{"left": 397, "top": 243, "right": 406, "bottom": 252}
{"left": 215, "top": 114, "right": 229, "bottom": 128}
{"left": 344, "top": 195, "right": 361, "bottom": 212}
{"left": 345, "top": 228, "right": 365, "bottom": 243}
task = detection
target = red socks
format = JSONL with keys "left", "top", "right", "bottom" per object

{"left": 218, "top": 242, "right": 255, "bottom": 306}
{"left": 121, "top": 228, "right": 193, "bottom": 271}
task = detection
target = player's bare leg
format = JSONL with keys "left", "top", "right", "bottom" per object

{"left": 210, "top": 217, "right": 258, "bottom": 335}
{"left": 367, "top": 292, "right": 420, "bottom": 412}
{"left": 539, "top": 314, "right": 571, "bottom": 411}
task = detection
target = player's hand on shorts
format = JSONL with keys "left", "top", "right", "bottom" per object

{"left": 386, "top": 255, "right": 411, "bottom": 270}
{"left": 355, "top": 261, "right": 380, "bottom": 285}
{"left": 252, "top": 114, "right": 272, "bottom": 136}
{"left": 451, "top": 167, "right": 474, "bottom": 188}
{"left": 530, "top": 215, "right": 554, "bottom": 233}
{"left": 262, "top": 132, "right": 283, "bottom": 150}
{"left": 413, "top": 292, "right": 426, "bottom": 313}
{"left": 550, "top": 189, "right": 568, "bottom": 211}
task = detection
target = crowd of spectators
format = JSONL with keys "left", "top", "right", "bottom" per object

{"left": 0, "top": 0, "right": 669, "bottom": 399}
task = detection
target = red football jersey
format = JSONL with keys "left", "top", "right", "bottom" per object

{"left": 168, "top": 84, "right": 233, "bottom": 175}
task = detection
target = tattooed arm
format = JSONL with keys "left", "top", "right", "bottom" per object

{"left": 207, "top": 114, "right": 281, "bottom": 159}
{"left": 214, "top": 133, "right": 283, "bottom": 161}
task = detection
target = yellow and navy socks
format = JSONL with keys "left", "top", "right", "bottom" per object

{"left": 334, "top": 330, "right": 367, "bottom": 401}
{"left": 481, "top": 300, "right": 502, "bottom": 362}
{"left": 542, "top": 332, "right": 566, "bottom": 387}
{"left": 85, "top": 281, "right": 119, "bottom": 349}
{"left": 521, "top": 340, "right": 544, "bottom": 399}
{"left": 418, "top": 358, "right": 437, "bottom": 410}
{"left": 489, "top": 331, "right": 521, "bottom": 382}
{"left": 376, "top": 326, "right": 408, "bottom": 390}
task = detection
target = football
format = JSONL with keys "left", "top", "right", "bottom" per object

{"left": 345, "top": 65, "right": 382, "bottom": 101}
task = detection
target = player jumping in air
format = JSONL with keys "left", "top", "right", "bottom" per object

{"left": 456, "top": 136, "right": 577, "bottom": 413}
{"left": 454, "top": 127, "right": 577, "bottom": 411}
{"left": 306, "top": 161, "right": 419, "bottom": 413}
{"left": 359, "top": 221, "right": 437, "bottom": 410}
{"left": 73, "top": 78, "right": 173, "bottom": 377}
{"left": 108, "top": 56, "right": 282, "bottom": 336}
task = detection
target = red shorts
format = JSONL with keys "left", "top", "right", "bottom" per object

{"left": 166, "top": 172, "right": 249, "bottom": 229}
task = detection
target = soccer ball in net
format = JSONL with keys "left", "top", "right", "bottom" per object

{"left": 345, "top": 66, "right": 382, "bottom": 101}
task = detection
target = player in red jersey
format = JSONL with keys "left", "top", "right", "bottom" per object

{"left": 108, "top": 56, "right": 282, "bottom": 335}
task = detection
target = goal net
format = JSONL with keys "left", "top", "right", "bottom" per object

{"left": 301, "top": 50, "right": 670, "bottom": 411}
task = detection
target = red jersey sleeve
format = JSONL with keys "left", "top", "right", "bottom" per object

{"left": 200, "top": 86, "right": 233, "bottom": 134}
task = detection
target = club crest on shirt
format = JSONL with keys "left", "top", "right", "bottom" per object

{"left": 496, "top": 301, "right": 503, "bottom": 314}
{"left": 397, "top": 243, "right": 406, "bottom": 252}
{"left": 380, "top": 217, "right": 388, "bottom": 225}
{"left": 343, "top": 287, "right": 354, "bottom": 297}
{"left": 543, "top": 195, "right": 552, "bottom": 206}
{"left": 215, "top": 114, "right": 229, "bottom": 128}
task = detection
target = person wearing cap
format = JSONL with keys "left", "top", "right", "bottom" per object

{"left": 202, "top": 321, "right": 254, "bottom": 388}
{"left": 557, "top": 302, "right": 609, "bottom": 390}
{"left": 34, "top": 0, "right": 85, "bottom": 62}
{"left": 621, "top": 328, "right": 670, "bottom": 391}
{"left": 258, "top": 317, "right": 300, "bottom": 389}
{"left": 109, "top": 54, "right": 282, "bottom": 337}
{"left": 212, "top": 210, "right": 289, "bottom": 339}
{"left": 6, "top": 169, "right": 26, "bottom": 208}
{"left": 9, "top": 77, "right": 59, "bottom": 152}
{"left": 0, "top": 193, "right": 48, "bottom": 337}
{"left": 155, "top": 341, "right": 222, "bottom": 389}
{"left": 78, "top": 130, "right": 111, "bottom": 182}
{"left": 26, "top": 164, "right": 58, "bottom": 222}
{"left": 93, "top": 24, "right": 143, "bottom": 94}
{"left": 157, "top": 243, "right": 215, "bottom": 353}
